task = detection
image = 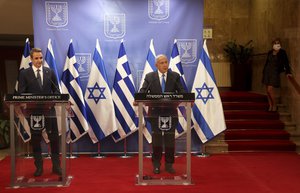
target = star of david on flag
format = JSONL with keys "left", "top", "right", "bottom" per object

{"left": 168, "top": 39, "right": 189, "bottom": 138}
{"left": 61, "top": 39, "right": 89, "bottom": 142}
{"left": 112, "top": 40, "right": 138, "bottom": 142}
{"left": 191, "top": 40, "right": 226, "bottom": 143}
{"left": 138, "top": 39, "right": 157, "bottom": 143}
{"left": 85, "top": 39, "right": 117, "bottom": 143}
{"left": 87, "top": 82, "right": 106, "bottom": 104}
{"left": 195, "top": 82, "right": 214, "bottom": 104}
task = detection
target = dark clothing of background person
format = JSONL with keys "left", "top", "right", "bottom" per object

{"left": 18, "top": 65, "right": 61, "bottom": 176}
{"left": 262, "top": 49, "right": 291, "bottom": 88}
{"left": 139, "top": 70, "right": 186, "bottom": 173}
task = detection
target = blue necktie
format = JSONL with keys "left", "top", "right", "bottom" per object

{"left": 161, "top": 74, "right": 166, "bottom": 93}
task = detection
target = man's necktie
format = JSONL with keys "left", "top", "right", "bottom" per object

{"left": 161, "top": 74, "right": 166, "bottom": 93}
{"left": 37, "top": 69, "right": 43, "bottom": 89}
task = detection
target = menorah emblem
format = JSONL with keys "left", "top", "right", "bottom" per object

{"left": 45, "top": 2, "right": 68, "bottom": 27}
{"left": 104, "top": 14, "right": 126, "bottom": 39}
{"left": 148, "top": 0, "right": 169, "bottom": 21}
{"left": 153, "top": 0, "right": 164, "bottom": 14}
{"left": 30, "top": 115, "right": 45, "bottom": 131}
{"left": 77, "top": 56, "right": 86, "bottom": 73}
{"left": 177, "top": 39, "right": 197, "bottom": 63}
{"left": 158, "top": 116, "right": 172, "bottom": 131}
{"left": 51, "top": 5, "right": 63, "bottom": 21}
{"left": 110, "top": 16, "right": 120, "bottom": 33}
{"left": 181, "top": 42, "right": 192, "bottom": 58}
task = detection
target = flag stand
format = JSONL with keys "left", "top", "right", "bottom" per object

{"left": 44, "top": 143, "right": 51, "bottom": 159}
{"left": 67, "top": 143, "right": 78, "bottom": 159}
{"left": 92, "top": 142, "right": 105, "bottom": 158}
{"left": 24, "top": 142, "right": 33, "bottom": 159}
{"left": 144, "top": 143, "right": 152, "bottom": 158}
{"left": 120, "top": 138, "right": 131, "bottom": 158}
{"left": 194, "top": 143, "right": 210, "bottom": 158}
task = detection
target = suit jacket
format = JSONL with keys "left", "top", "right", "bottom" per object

{"left": 18, "top": 66, "right": 60, "bottom": 94}
{"left": 139, "top": 70, "right": 186, "bottom": 94}
{"left": 139, "top": 70, "right": 186, "bottom": 116}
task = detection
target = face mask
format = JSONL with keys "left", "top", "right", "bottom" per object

{"left": 273, "top": 44, "right": 281, "bottom": 51}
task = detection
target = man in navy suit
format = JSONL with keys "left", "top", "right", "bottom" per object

{"left": 18, "top": 48, "right": 61, "bottom": 176}
{"left": 140, "top": 54, "right": 186, "bottom": 174}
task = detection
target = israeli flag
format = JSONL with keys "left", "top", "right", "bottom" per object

{"left": 44, "top": 38, "right": 63, "bottom": 137}
{"left": 112, "top": 40, "right": 137, "bottom": 142}
{"left": 61, "top": 40, "right": 89, "bottom": 142}
{"left": 44, "top": 38, "right": 62, "bottom": 92}
{"left": 85, "top": 39, "right": 117, "bottom": 143}
{"left": 14, "top": 38, "right": 31, "bottom": 142}
{"left": 191, "top": 40, "right": 226, "bottom": 143}
{"left": 169, "top": 39, "right": 189, "bottom": 138}
{"left": 138, "top": 39, "right": 157, "bottom": 143}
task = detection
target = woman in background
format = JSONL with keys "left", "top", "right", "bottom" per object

{"left": 262, "top": 38, "right": 292, "bottom": 111}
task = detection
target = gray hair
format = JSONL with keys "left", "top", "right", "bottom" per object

{"left": 155, "top": 54, "right": 168, "bottom": 64}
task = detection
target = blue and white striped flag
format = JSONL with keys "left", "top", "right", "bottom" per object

{"left": 15, "top": 38, "right": 31, "bottom": 92}
{"left": 169, "top": 39, "right": 189, "bottom": 138}
{"left": 14, "top": 38, "right": 31, "bottom": 142}
{"left": 112, "top": 40, "right": 137, "bottom": 142}
{"left": 44, "top": 38, "right": 63, "bottom": 137}
{"left": 85, "top": 39, "right": 117, "bottom": 143}
{"left": 44, "top": 38, "right": 62, "bottom": 92}
{"left": 191, "top": 40, "right": 226, "bottom": 143}
{"left": 139, "top": 39, "right": 156, "bottom": 143}
{"left": 61, "top": 40, "right": 89, "bottom": 142}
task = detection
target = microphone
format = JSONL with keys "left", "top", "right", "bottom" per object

{"left": 44, "top": 69, "right": 61, "bottom": 94}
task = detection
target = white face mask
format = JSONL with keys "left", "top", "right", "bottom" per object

{"left": 273, "top": 44, "right": 281, "bottom": 51}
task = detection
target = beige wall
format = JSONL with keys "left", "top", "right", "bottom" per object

{"left": 0, "top": 0, "right": 33, "bottom": 35}
{"left": 204, "top": 0, "right": 300, "bottom": 130}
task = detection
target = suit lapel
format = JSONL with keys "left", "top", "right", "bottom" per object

{"left": 155, "top": 71, "right": 162, "bottom": 93}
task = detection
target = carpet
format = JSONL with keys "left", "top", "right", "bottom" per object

{"left": 1, "top": 153, "right": 300, "bottom": 193}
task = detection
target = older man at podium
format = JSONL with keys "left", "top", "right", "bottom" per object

{"left": 139, "top": 54, "right": 186, "bottom": 174}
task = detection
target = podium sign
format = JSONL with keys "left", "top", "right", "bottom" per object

{"left": 134, "top": 93, "right": 194, "bottom": 185}
{"left": 4, "top": 94, "right": 71, "bottom": 188}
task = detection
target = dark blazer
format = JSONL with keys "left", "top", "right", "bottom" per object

{"left": 139, "top": 70, "right": 186, "bottom": 116}
{"left": 18, "top": 66, "right": 60, "bottom": 94}
{"left": 264, "top": 49, "right": 292, "bottom": 74}
{"left": 139, "top": 70, "right": 186, "bottom": 94}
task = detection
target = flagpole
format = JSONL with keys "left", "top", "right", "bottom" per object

{"left": 24, "top": 142, "right": 33, "bottom": 159}
{"left": 67, "top": 143, "right": 78, "bottom": 159}
{"left": 92, "top": 141, "right": 106, "bottom": 158}
{"left": 194, "top": 143, "right": 210, "bottom": 158}
{"left": 44, "top": 143, "right": 51, "bottom": 159}
{"left": 120, "top": 137, "right": 131, "bottom": 158}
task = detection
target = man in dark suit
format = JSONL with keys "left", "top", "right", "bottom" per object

{"left": 140, "top": 54, "right": 186, "bottom": 174}
{"left": 18, "top": 48, "right": 62, "bottom": 176}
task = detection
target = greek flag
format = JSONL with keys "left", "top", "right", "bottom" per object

{"left": 169, "top": 39, "right": 189, "bottom": 138}
{"left": 191, "top": 40, "right": 226, "bottom": 143}
{"left": 14, "top": 38, "right": 31, "bottom": 142}
{"left": 139, "top": 39, "right": 156, "bottom": 143}
{"left": 61, "top": 40, "right": 89, "bottom": 142}
{"left": 85, "top": 39, "right": 117, "bottom": 143}
{"left": 15, "top": 38, "right": 31, "bottom": 92}
{"left": 112, "top": 40, "right": 137, "bottom": 142}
